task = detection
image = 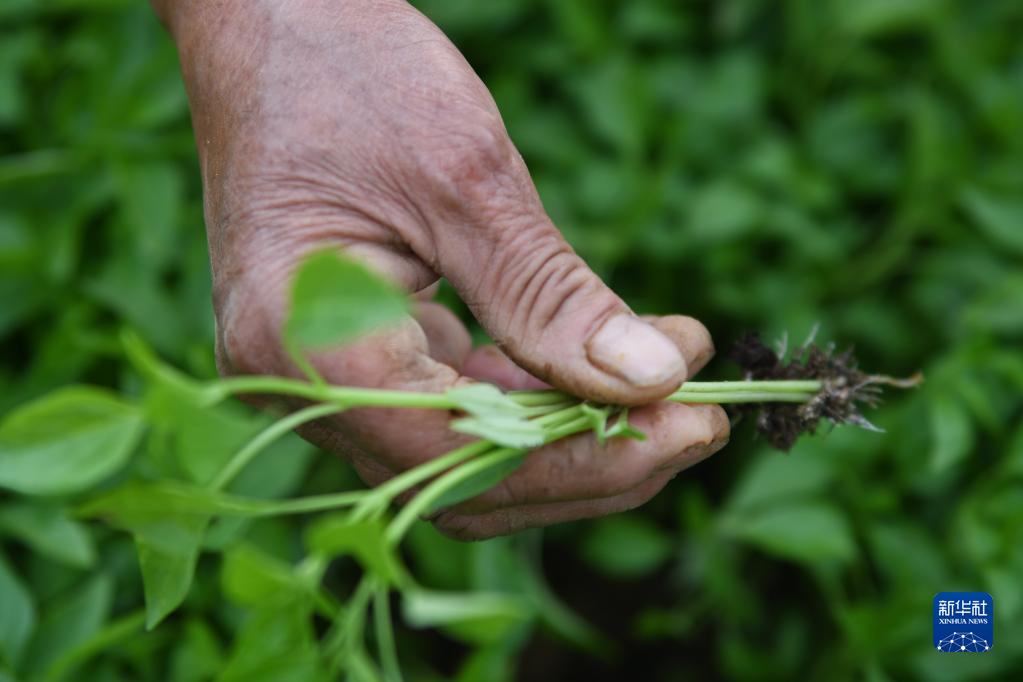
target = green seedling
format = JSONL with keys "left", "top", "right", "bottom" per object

{"left": 0, "top": 251, "right": 919, "bottom": 680}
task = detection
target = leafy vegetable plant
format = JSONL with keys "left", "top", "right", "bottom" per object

{"left": 0, "top": 250, "right": 915, "bottom": 680}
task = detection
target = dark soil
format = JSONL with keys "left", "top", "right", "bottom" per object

{"left": 728, "top": 331, "right": 920, "bottom": 451}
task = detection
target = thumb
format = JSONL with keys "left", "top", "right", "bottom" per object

{"left": 439, "top": 215, "right": 688, "bottom": 405}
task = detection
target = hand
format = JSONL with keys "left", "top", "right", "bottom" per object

{"left": 159, "top": 0, "right": 729, "bottom": 539}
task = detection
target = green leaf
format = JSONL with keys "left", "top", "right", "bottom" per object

{"left": 929, "top": 396, "right": 974, "bottom": 472}
{"left": 1007, "top": 422, "right": 1023, "bottom": 478}
{"left": 204, "top": 432, "right": 316, "bottom": 551}
{"left": 79, "top": 479, "right": 335, "bottom": 524}
{"left": 169, "top": 619, "right": 225, "bottom": 682}
{"left": 114, "top": 162, "right": 183, "bottom": 270}
{"left": 124, "top": 330, "right": 263, "bottom": 485}
{"left": 867, "top": 522, "right": 947, "bottom": 587}
{"left": 79, "top": 481, "right": 227, "bottom": 518}
{"left": 722, "top": 502, "right": 856, "bottom": 565}
{"left": 22, "top": 575, "right": 112, "bottom": 679}
{"left": 221, "top": 545, "right": 305, "bottom": 608}
{"left": 402, "top": 590, "right": 532, "bottom": 646}
{"left": 446, "top": 383, "right": 527, "bottom": 417}
{"left": 217, "top": 604, "right": 324, "bottom": 682}
{"left": 725, "top": 451, "right": 836, "bottom": 513}
{"left": 78, "top": 483, "right": 208, "bottom": 629}
{"left": 514, "top": 545, "right": 613, "bottom": 655}
{"left": 839, "top": 0, "right": 940, "bottom": 37}
{"left": 0, "top": 502, "right": 95, "bottom": 568}
{"left": 423, "top": 453, "right": 526, "bottom": 515}
{"left": 284, "top": 250, "right": 408, "bottom": 350}
{"left": 450, "top": 414, "right": 545, "bottom": 447}
{"left": 0, "top": 554, "right": 35, "bottom": 669}
{"left": 960, "top": 187, "right": 1023, "bottom": 257}
{"left": 144, "top": 378, "right": 264, "bottom": 486}
{"left": 579, "top": 515, "right": 673, "bottom": 579}
{"left": 136, "top": 514, "right": 209, "bottom": 630}
{"left": 304, "top": 515, "right": 402, "bottom": 584}
{"left": 0, "top": 386, "right": 145, "bottom": 495}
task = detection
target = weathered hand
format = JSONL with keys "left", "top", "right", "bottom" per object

{"left": 158, "top": 0, "right": 729, "bottom": 539}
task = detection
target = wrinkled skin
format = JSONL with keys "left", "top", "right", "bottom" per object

{"left": 155, "top": 0, "right": 729, "bottom": 540}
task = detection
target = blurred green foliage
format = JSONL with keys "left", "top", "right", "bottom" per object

{"left": 1, "top": 0, "right": 1022, "bottom": 680}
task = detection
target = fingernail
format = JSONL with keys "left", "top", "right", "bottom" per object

{"left": 586, "top": 314, "right": 686, "bottom": 388}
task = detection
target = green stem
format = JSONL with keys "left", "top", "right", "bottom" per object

{"left": 509, "top": 390, "right": 573, "bottom": 407}
{"left": 327, "top": 576, "right": 376, "bottom": 673}
{"left": 533, "top": 403, "right": 587, "bottom": 429}
{"left": 543, "top": 414, "right": 600, "bottom": 443}
{"left": 385, "top": 445, "right": 522, "bottom": 544}
{"left": 670, "top": 391, "right": 816, "bottom": 404}
{"left": 374, "top": 583, "right": 403, "bottom": 682}
{"left": 353, "top": 403, "right": 588, "bottom": 521}
{"left": 285, "top": 338, "right": 328, "bottom": 387}
{"left": 219, "top": 377, "right": 823, "bottom": 412}
{"left": 210, "top": 402, "right": 345, "bottom": 491}
{"left": 217, "top": 375, "right": 459, "bottom": 410}
{"left": 351, "top": 441, "right": 492, "bottom": 521}
{"left": 675, "top": 380, "right": 822, "bottom": 393}
{"left": 385, "top": 411, "right": 595, "bottom": 544}
{"left": 253, "top": 490, "right": 370, "bottom": 516}
{"left": 520, "top": 400, "right": 575, "bottom": 416}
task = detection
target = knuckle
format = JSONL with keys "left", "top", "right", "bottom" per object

{"left": 484, "top": 224, "right": 607, "bottom": 345}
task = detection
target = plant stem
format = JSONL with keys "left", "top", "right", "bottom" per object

{"left": 670, "top": 391, "right": 816, "bottom": 404}
{"left": 385, "top": 411, "right": 595, "bottom": 544}
{"left": 675, "top": 380, "right": 822, "bottom": 393}
{"left": 217, "top": 376, "right": 459, "bottom": 410}
{"left": 373, "top": 583, "right": 403, "bottom": 682}
{"left": 509, "top": 390, "right": 573, "bottom": 407}
{"left": 350, "top": 441, "right": 493, "bottom": 521}
{"left": 206, "top": 378, "right": 825, "bottom": 523}
{"left": 211, "top": 402, "right": 345, "bottom": 491}
{"left": 327, "top": 576, "right": 376, "bottom": 673}
{"left": 385, "top": 445, "right": 523, "bottom": 543}
{"left": 250, "top": 490, "right": 370, "bottom": 516}
{"left": 219, "top": 377, "right": 824, "bottom": 412}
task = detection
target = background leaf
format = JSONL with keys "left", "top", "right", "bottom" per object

{"left": 304, "top": 516, "right": 402, "bottom": 584}
{"left": 0, "top": 386, "right": 144, "bottom": 495}
{"left": 0, "top": 502, "right": 95, "bottom": 568}
{"left": 579, "top": 515, "right": 672, "bottom": 579}
{"left": 21, "top": 574, "right": 112, "bottom": 680}
{"left": 221, "top": 544, "right": 306, "bottom": 609}
{"left": 721, "top": 502, "right": 857, "bottom": 565}
{"left": 0, "top": 555, "right": 35, "bottom": 669}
